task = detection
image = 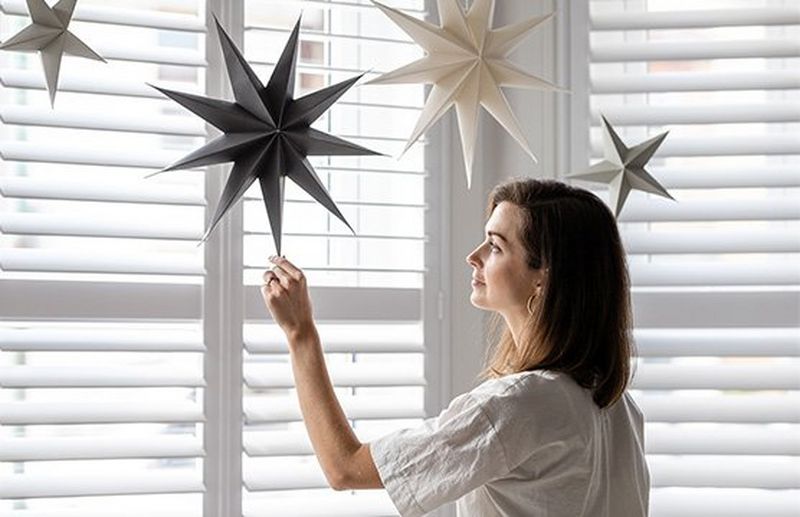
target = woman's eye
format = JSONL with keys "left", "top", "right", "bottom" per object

{"left": 489, "top": 241, "right": 500, "bottom": 252}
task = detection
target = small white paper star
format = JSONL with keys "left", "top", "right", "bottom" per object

{"left": 368, "top": 0, "right": 563, "bottom": 189}
{"left": 0, "top": 0, "right": 106, "bottom": 107}
{"left": 567, "top": 115, "right": 675, "bottom": 218}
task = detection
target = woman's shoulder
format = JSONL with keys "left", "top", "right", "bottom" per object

{"left": 467, "top": 370, "right": 594, "bottom": 445}
{"left": 469, "top": 369, "right": 583, "bottom": 407}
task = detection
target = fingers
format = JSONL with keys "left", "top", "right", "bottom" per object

{"left": 262, "top": 268, "right": 276, "bottom": 284}
{"left": 270, "top": 263, "right": 292, "bottom": 287}
{"left": 269, "top": 255, "right": 304, "bottom": 281}
{"left": 261, "top": 270, "right": 280, "bottom": 298}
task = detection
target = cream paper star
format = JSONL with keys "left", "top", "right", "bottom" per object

{"left": 367, "top": 0, "right": 564, "bottom": 189}
{"left": 0, "top": 0, "right": 105, "bottom": 107}
{"left": 567, "top": 115, "right": 675, "bottom": 218}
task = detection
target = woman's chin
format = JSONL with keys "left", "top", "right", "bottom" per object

{"left": 469, "top": 292, "right": 488, "bottom": 310}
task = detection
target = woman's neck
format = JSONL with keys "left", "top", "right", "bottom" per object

{"left": 502, "top": 309, "right": 529, "bottom": 350}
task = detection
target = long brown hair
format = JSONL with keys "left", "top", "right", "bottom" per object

{"left": 475, "top": 177, "right": 637, "bottom": 409}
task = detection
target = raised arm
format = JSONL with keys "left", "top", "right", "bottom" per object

{"left": 261, "top": 255, "right": 383, "bottom": 490}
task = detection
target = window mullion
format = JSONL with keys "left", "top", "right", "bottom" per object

{"left": 202, "top": 1, "right": 246, "bottom": 517}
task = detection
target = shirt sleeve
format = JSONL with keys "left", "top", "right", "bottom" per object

{"left": 367, "top": 391, "right": 511, "bottom": 517}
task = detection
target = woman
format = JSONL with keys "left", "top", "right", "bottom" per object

{"left": 262, "top": 178, "right": 650, "bottom": 516}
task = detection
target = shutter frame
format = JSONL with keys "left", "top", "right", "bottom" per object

{"left": 580, "top": 3, "right": 800, "bottom": 515}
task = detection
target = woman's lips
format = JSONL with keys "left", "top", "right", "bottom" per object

{"left": 471, "top": 278, "right": 485, "bottom": 287}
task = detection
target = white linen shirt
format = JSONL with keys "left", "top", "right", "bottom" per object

{"left": 368, "top": 369, "right": 650, "bottom": 516}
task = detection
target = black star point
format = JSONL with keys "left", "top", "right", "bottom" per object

{"left": 150, "top": 15, "right": 383, "bottom": 255}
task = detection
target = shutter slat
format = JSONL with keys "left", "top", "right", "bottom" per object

{"left": 244, "top": 286, "right": 422, "bottom": 321}
{"left": 244, "top": 363, "right": 424, "bottom": 389}
{"left": 628, "top": 261, "right": 800, "bottom": 287}
{"left": 0, "top": 436, "right": 203, "bottom": 461}
{"left": 635, "top": 328, "right": 800, "bottom": 358}
{"left": 0, "top": 213, "right": 202, "bottom": 240}
{"left": 0, "top": 177, "right": 205, "bottom": 206}
{"left": 253, "top": 59, "right": 385, "bottom": 77}
{"left": 648, "top": 455, "right": 800, "bottom": 489}
{"left": 632, "top": 363, "right": 800, "bottom": 391}
{"left": 0, "top": 141, "right": 183, "bottom": 169}
{"left": 591, "top": 40, "right": 800, "bottom": 62}
{"left": 73, "top": 44, "right": 205, "bottom": 67}
{"left": 0, "top": 139, "right": 414, "bottom": 167}
{"left": 591, "top": 103, "right": 800, "bottom": 125}
{"left": 242, "top": 194, "right": 427, "bottom": 209}
{"left": 244, "top": 323, "right": 423, "bottom": 354}
{"left": 0, "top": 366, "right": 204, "bottom": 388}
{"left": 245, "top": 266, "right": 424, "bottom": 275}
{"left": 651, "top": 488, "right": 800, "bottom": 517}
{"left": 244, "top": 431, "right": 312, "bottom": 457}
{"left": 631, "top": 291, "right": 799, "bottom": 329}
{"left": 0, "top": 69, "right": 202, "bottom": 98}
{"left": 250, "top": 0, "right": 424, "bottom": 14}
{"left": 244, "top": 463, "right": 328, "bottom": 491}
{"left": 244, "top": 429, "right": 389, "bottom": 457}
{"left": 0, "top": 402, "right": 203, "bottom": 424}
{"left": 642, "top": 166, "right": 800, "bottom": 189}
{"left": 591, "top": 71, "right": 800, "bottom": 93}
{"left": 623, "top": 229, "right": 800, "bottom": 255}
{"left": 244, "top": 395, "right": 425, "bottom": 424}
{"left": 1, "top": 280, "right": 201, "bottom": 320}
{"left": 244, "top": 492, "right": 397, "bottom": 517}
{"left": 1, "top": 0, "right": 206, "bottom": 32}
{"left": 9, "top": 510, "right": 198, "bottom": 517}
{"left": 0, "top": 473, "right": 204, "bottom": 499}
{"left": 591, "top": 134, "right": 800, "bottom": 157}
{"left": 634, "top": 393, "right": 800, "bottom": 423}
{"left": 244, "top": 230, "right": 425, "bottom": 241}
{"left": 0, "top": 249, "right": 204, "bottom": 275}
{"left": 0, "top": 328, "right": 204, "bottom": 352}
{"left": 591, "top": 8, "right": 800, "bottom": 30}
{"left": 248, "top": 25, "right": 414, "bottom": 46}
{"left": 0, "top": 106, "right": 206, "bottom": 136}
{"left": 647, "top": 425, "right": 800, "bottom": 455}
{"left": 610, "top": 197, "right": 800, "bottom": 223}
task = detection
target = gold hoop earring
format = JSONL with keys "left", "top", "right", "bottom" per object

{"left": 526, "top": 294, "right": 536, "bottom": 315}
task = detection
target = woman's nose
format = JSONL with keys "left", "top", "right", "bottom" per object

{"left": 466, "top": 246, "right": 481, "bottom": 268}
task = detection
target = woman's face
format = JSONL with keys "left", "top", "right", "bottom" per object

{"left": 466, "top": 201, "right": 545, "bottom": 316}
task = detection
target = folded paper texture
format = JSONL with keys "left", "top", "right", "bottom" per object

{"left": 368, "top": 0, "right": 565, "bottom": 189}
{"left": 150, "top": 16, "right": 383, "bottom": 255}
{"left": 567, "top": 115, "right": 675, "bottom": 218}
{"left": 0, "top": 0, "right": 106, "bottom": 107}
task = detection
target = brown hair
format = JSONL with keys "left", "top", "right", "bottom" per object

{"left": 475, "top": 177, "right": 637, "bottom": 409}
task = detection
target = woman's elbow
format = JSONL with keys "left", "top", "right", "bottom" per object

{"left": 326, "top": 469, "right": 349, "bottom": 491}
{"left": 328, "top": 444, "right": 384, "bottom": 490}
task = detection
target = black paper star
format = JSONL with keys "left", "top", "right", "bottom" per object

{"left": 149, "top": 16, "right": 382, "bottom": 255}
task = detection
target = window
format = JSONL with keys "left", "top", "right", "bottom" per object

{"left": 239, "top": 0, "right": 428, "bottom": 514}
{"left": 1, "top": 0, "right": 431, "bottom": 515}
{"left": 0, "top": 0, "right": 207, "bottom": 514}
{"left": 575, "top": 1, "right": 800, "bottom": 515}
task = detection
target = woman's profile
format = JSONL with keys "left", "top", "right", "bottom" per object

{"left": 261, "top": 177, "right": 650, "bottom": 517}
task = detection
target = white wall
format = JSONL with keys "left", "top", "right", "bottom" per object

{"left": 438, "top": 0, "right": 563, "bottom": 401}
{"left": 425, "top": 3, "right": 565, "bottom": 515}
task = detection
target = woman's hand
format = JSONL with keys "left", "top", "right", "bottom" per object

{"left": 261, "top": 255, "right": 315, "bottom": 341}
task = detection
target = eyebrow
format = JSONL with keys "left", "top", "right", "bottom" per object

{"left": 487, "top": 230, "right": 507, "bottom": 242}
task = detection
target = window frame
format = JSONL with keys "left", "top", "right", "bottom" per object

{"left": 199, "top": 1, "right": 447, "bottom": 516}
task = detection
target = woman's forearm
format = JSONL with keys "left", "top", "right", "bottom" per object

{"left": 287, "top": 325, "right": 361, "bottom": 488}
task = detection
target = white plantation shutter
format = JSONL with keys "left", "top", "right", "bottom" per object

{"left": 238, "top": 1, "right": 430, "bottom": 515}
{"left": 0, "top": 0, "right": 207, "bottom": 515}
{"left": 573, "top": 1, "right": 800, "bottom": 516}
